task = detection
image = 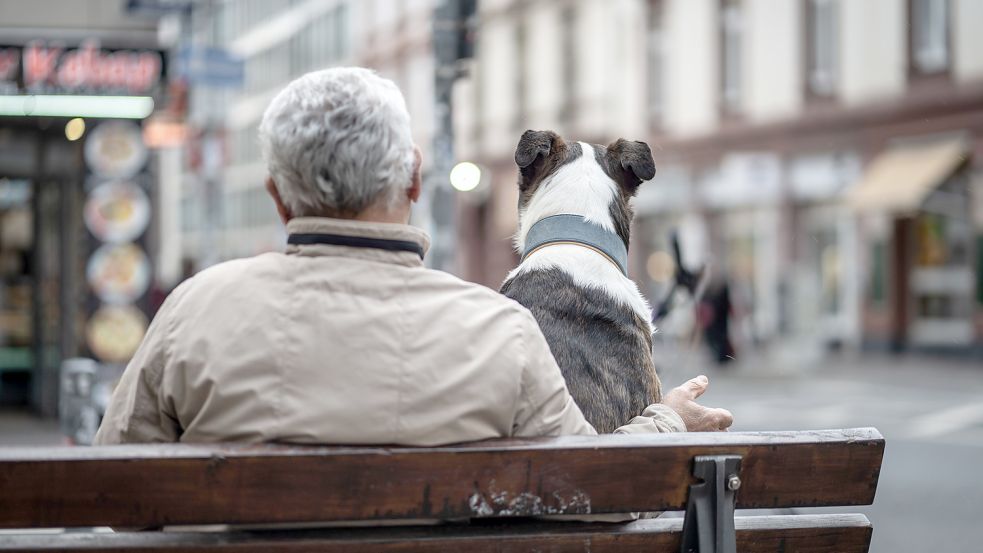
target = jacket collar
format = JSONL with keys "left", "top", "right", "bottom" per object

{"left": 285, "top": 217, "right": 431, "bottom": 268}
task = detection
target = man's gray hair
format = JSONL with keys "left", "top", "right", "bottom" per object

{"left": 258, "top": 67, "right": 415, "bottom": 216}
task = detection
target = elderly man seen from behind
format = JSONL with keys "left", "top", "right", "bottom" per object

{"left": 95, "top": 67, "right": 731, "bottom": 447}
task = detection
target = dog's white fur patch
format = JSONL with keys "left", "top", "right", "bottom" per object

{"left": 508, "top": 142, "right": 654, "bottom": 333}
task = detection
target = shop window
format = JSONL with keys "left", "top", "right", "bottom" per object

{"left": 0, "top": 180, "right": 33, "bottom": 405}
{"left": 513, "top": 18, "right": 527, "bottom": 129}
{"left": 647, "top": 0, "right": 666, "bottom": 125}
{"left": 815, "top": 229, "right": 840, "bottom": 314}
{"left": 727, "top": 234, "right": 755, "bottom": 282}
{"left": 335, "top": 4, "right": 349, "bottom": 60}
{"left": 916, "top": 213, "right": 970, "bottom": 267}
{"left": 909, "top": 0, "right": 950, "bottom": 75}
{"left": 917, "top": 294, "right": 953, "bottom": 318}
{"left": 870, "top": 241, "right": 886, "bottom": 305}
{"left": 560, "top": 4, "right": 577, "bottom": 117}
{"left": 916, "top": 214, "right": 947, "bottom": 266}
{"left": 319, "top": 11, "right": 335, "bottom": 66}
{"left": 725, "top": 233, "right": 755, "bottom": 312}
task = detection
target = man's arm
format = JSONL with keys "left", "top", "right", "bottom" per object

{"left": 616, "top": 375, "right": 734, "bottom": 433}
{"left": 511, "top": 311, "right": 597, "bottom": 437}
{"left": 613, "top": 403, "right": 686, "bottom": 434}
{"left": 93, "top": 291, "right": 183, "bottom": 445}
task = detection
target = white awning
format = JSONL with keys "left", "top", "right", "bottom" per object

{"left": 847, "top": 138, "right": 968, "bottom": 213}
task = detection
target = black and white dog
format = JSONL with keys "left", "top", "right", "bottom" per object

{"left": 501, "top": 130, "right": 660, "bottom": 433}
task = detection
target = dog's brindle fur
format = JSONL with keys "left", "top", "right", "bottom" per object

{"left": 501, "top": 130, "right": 661, "bottom": 433}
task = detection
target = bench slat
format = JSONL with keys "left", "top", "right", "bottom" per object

{"left": 0, "top": 428, "right": 884, "bottom": 529}
{"left": 0, "top": 515, "right": 873, "bottom": 553}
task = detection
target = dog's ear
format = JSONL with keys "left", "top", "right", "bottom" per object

{"left": 515, "top": 130, "right": 562, "bottom": 193}
{"left": 606, "top": 139, "right": 656, "bottom": 195}
{"left": 515, "top": 130, "right": 555, "bottom": 171}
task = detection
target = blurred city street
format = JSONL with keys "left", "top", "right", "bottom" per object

{"left": 1, "top": 0, "right": 983, "bottom": 547}
{"left": 0, "top": 410, "right": 61, "bottom": 446}
{"left": 679, "top": 352, "right": 983, "bottom": 553}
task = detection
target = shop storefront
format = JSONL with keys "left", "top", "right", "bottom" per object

{"left": 850, "top": 136, "right": 976, "bottom": 352}
{"left": 787, "top": 151, "right": 863, "bottom": 351}
{"left": 699, "top": 153, "right": 783, "bottom": 347}
{"left": 0, "top": 39, "right": 164, "bottom": 418}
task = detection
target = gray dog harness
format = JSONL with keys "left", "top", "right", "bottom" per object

{"left": 521, "top": 214, "right": 629, "bottom": 276}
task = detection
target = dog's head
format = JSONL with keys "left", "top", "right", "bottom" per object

{"left": 513, "top": 130, "right": 656, "bottom": 251}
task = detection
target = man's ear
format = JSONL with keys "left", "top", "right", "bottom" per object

{"left": 408, "top": 146, "right": 422, "bottom": 203}
{"left": 265, "top": 177, "right": 292, "bottom": 224}
{"left": 606, "top": 139, "right": 656, "bottom": 195}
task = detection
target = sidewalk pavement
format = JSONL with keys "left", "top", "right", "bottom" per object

{"left": 0, "top": 410, "right": 65, "bottom": 446}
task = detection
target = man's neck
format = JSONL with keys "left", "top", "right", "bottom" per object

{"left": 289, "top": 203, "right": 411, "bottom": 226}
{"left": 350, "top": 204, "right": 411, "bottom": 225}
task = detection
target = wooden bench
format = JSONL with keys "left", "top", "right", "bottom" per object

{"left": 0, "top": 428, "right": 884, "bottom": 552}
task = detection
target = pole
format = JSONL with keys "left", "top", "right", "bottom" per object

{"left": 427, "top": 0, "right": 465, "bottom": 273}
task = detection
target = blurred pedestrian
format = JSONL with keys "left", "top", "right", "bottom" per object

{"left": 699, "top": 276, "right": 736, "bottom": 365}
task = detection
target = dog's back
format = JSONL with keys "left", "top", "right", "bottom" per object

{"left": 502, "top": 268, "right": 658, "bottom": 433}
{"left": 501, "top": 130, "right": 661, "bottom": 433}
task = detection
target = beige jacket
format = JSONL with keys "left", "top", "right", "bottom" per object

{"left": 94, "top": 217, "right": 684, "bottom": 447}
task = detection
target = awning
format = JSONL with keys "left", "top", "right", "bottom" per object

{"left": 847, "top": 138, "right": 969, "bottom": 213}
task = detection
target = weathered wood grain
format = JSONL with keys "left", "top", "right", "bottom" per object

{"left": 0, "top": 428, "right": 884, "bottom": 529}
{"left": 0, "top": 515, "right": 873, "bottom": 552}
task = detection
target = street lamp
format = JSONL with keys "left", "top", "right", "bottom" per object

{"left": 449, "top": 161, "right": 482, "bottom": 192}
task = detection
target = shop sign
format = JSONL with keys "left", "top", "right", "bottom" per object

{"left": 81, "top": 120, "right": 156, "bottom": 365}
{"left": 84, "top": 120, "right": 149, "bottom": 179}
{"left": 86, "top": 242, "right": 152, "bottom": 305}
{"left": 143, "top": 117, "right": 188, "bottom": 148}
{"left": 85, "top": 305, "right": 149, "bottom": 363}
{"left": 84, "top": 182, "right": 151, "bottom": 243}
{"left": 0, "top": 40, "right": 164, "bottom": 95}
{"left": 174, "top": 46, "right": 244, "bottom": 88}
{"left": 126, "top": 0, "right": 193, "bottom": 16}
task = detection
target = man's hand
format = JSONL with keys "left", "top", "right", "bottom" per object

{"left": 663, "top": 375, "right": 733, "bottom": 432}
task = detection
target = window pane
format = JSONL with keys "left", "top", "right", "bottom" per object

{"left": 870, "top": 242, "right": 886, "bottom": 305}
{"left": 648, "top": 1, "right": 665, "bottom": 121}
{"left": 336, "top": 4, "right": 349, "bottom": 60}
{"left": 721, "top": 1, "right": 742, "bottom": 111}
{"left": 807, "top": 0, "right": 838, "bottom": 96}
{"left": 913, "top": 0, "right": 949, "bottom": 73}
{"left": 560, "top": 5, "right": 577, "bottom": 113}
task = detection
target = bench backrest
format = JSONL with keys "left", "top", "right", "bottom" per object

{"left": 0, "top": 428, "right": 883, "bottom": 529}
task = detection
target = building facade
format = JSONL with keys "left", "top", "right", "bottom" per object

{"left": 455, "top": 0, "right": 983, "bottom": 358}
{"left": 177, "top": 0, "right": 438, "bottom": 269}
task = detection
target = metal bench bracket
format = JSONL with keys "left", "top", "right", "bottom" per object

{"left": 680, "top": 454, "right": 743, "bottom": 553}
